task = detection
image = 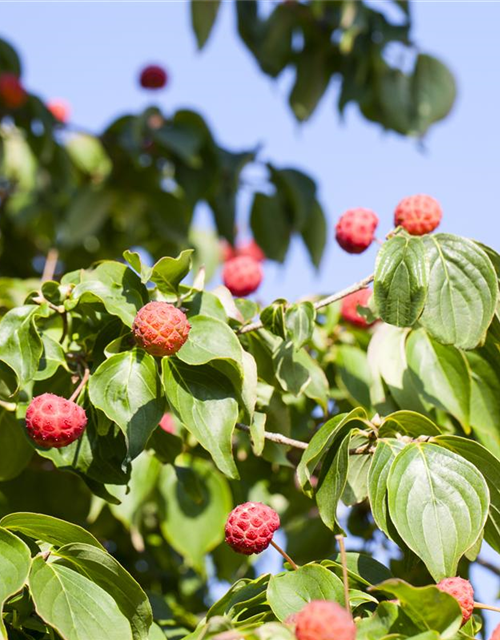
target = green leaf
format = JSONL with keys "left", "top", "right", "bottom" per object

{"left": 387, "top": 443, "right": 489, "bottom": 580}
{"left": 0, "top": 410, "right": 33, "bottom": 481}
{"left": 58, "top": 188, "right": 115, "bottom": 247}
{"left": 301, "top": 200, "right": 327, "bottom": 268}
{"left": 285, "top": 302, "right": 315, "bottom": 349}
{"left": 316, "top": 432, "right": 351, "bottom": 531}
{"left": 267, "top": 564, "right": 344, "bottom": 621}
{"left": 162, "top": 358, "right": 239, "bottom": 478}
{"left": 372, "top": 579, "right": 462, "bottom": 638}
{"left": 419, "top": 234, "right": 498, "bottom": 349}
{"left": 0, "top": 513, "right": 104, "bottom": 550}
{"left": 89, "top": 348, "right": 163, "bottom": 459}
{"left": 0, "top": 305, "right": 43, "bottom": 388}
{"left": 465, "top": 351, "right": 500, "bottom": 457}
{"left": 34, "top": 332, "right": 68, "bottom": 381}
{"left": 71, "top": 262, "right": 147, "bottom": 327}
{"left": 321, "top": 552, "right": 393, "bottom": 588}
{"left": 158, "top": 457, "right": 232, "bottom": 572}
{"left": 406, "top": 329, "right": 471, "bottom": 430}
{"left": 433, "top": 435, "right": 500, "bottom": 557}
{"left": 374, "top": 235, "right": 428, "bottom": 327}
{"left": 149, "top": 250, "right": 193, "bottom": 294}
{"left": 249, "top": 411, "right": 266, "bottom": 457}
{"left": 379, "top": 410, "right": 442, "bottom": 438}
{"left": 289, "top": 47, "right": 331, "bottom": 122}
{"left": 0, "top": 527, "right": 32, "bottom": 638}
{"left": 260, "top": 299, "right": 287, "bottom": 339}
{"left": 191, "top": 0, "right": 221, "bottom": 49}
{"left": 29, "top": 556, "right": 133, "bottom": 640}
{"left": 250, "top": 193, "right": 291, "bottom": 263}
{"left": 336, "top": 345, "right": 373, "bottom": 410}
{"left": 269, "top": 167, "right": 316, "bottom": 232}
{"left": 207, "top": 574, "right": 269, "bottom": 620}
{"left": 54, "top": 543, "right": 153, "bottom": 640}
{"left": 342, "top": 433, "right": 373, "bottom": 506}
{"left": 368, "top": 438, "right": 406, "bottom": 539}
{"left": 273, "top": 341, "right": 310, "bottom": 396}
{"left": 412, "top": 54, "right": 457, "bottom": 134}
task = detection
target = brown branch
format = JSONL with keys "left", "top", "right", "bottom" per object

{"left": 476, "top": 557, "right": 500, "bottom": 578}
{"left": 237, "top": 273, "right": 374, "bottom": 335}
{"left": 270, "top": 539, "right": 299, "bottom": 571}
{"left": 336, "top": 534, "right": 351, "bottom": 613}
{"left": 41, "top": 248, "right": 59, "bottom": 282}
{"left": 69, "top": 367, "right": 90, "bottom": 403}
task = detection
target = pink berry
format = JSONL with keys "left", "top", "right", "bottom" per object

{"left": 0, "top": 73, "right": 27, "bottom": 109}
{"left": 341, "top": 289, "right": 373, "bottom": 328}
{"left": 436, "top": 577, "right": 474, "bottom": 625}
{"left": 47, "top": 98, "right": 70, "bottom": 124}
{"left": 159, "top": 413, "right": 175, "bottom": 434}
{"left": 294, "top": 601, "right": 356, "bottom": 640}
{"left": 223, "top": 256, "right": 263, "bottom": 297}
{"left": 26, "top": 394, "right": 87, "bottom": 449}
{"left": 225, "top": 502, "right": 280, "bottom": 555}
{"left": 335, "top": 208, "right": 379, "bottom": 254}
{"left": 394, "top": 194, "right": 442, "bottom": 236}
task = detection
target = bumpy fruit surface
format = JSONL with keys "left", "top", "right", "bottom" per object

{"left": 225, "top": 502, "right": 280, "bottom": 555}
{"left": 237, "top": 240, "right": 265, "bottom": 263}
{"left": 159, "top": 413, "right": 175, "bottom": 434}
{"left": 0, "top": 73, "right": 27, "bottom": 109}
{"left": 341, "top": 289, "right": 373, "bottom": 328}
{"left": 223, "top": 256, "right": 263, "bottom": 297}
{"left": 394, "top": 194, "right": 442, "bottom": 235}
{"left": 436, "top": 577, "right": 474, "bottom": 625}
{"left": 132, "top": 301, "right": 190, "bottom": 357}
{"left": 140, "top": 65, "right": 168, "bottom": 89}
{"left": 47, "top": 98, "right": 70, "bottom": 123}
{"left": 294, "top": 601, "right": 356, "bottom": 640}
{"left": 335, "top": 208, "right": 379, "bottom": 254}
{"left": 26, "top": 393, "right": 87, "bottom": 449}
{"left": 490, "top": 623, "right": 500, "bottom": 640}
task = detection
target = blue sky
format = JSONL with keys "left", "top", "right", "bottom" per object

{"left": 2, "top": 0, "right": 500, "bottom": 630}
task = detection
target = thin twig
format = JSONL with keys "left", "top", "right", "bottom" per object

{"left": 238, "top": 274, "right": 374, "bottom": 335}
{"left": 69, "top": 367, "right": 90, "bottom": 403}
{"left": 270, "top": 539, "right": 299, "bottom": 571}
{"left": 41, "top": 248, "right": 59, "bottom": 282}
{"left": 474, "top": 602, "right": 500, "bottom": 613}
{"left": 336, "top": 535, "right": 351, "bottom": 613}
{"left": 475, "top": 557, "right": 500, "bottom": 578}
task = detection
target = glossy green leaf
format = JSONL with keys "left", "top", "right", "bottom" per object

{"left": 465, "top": 351, "right": 500, "bottom": 457}
{"left": 379, "top": 410, "right": 442, "bottom": 438}
{"left": 191, "top": 0, "right": 221, "bottom": 49}
{"left": 412, "top": 54, "right": 457, "bottom": 134}
{"left": 34, "top": 332, "right": 68, "bottom": 381}
{"left": 89, "top": 348, "right": 163, "bottom": 459}
{"left": 316, "top": 432, "right": 351, "bottom": 531}
{"left": 374, "top": 234, "right": 427, "bottom": 327}
{"left": 29, "top": 556, "right": 133, "bottom": 640}
{"left": 0, "top": 410, "right": 33, "bottom": 482}
{"left": 387, "top": 443, "right": 489, "bottom": 580}
{"left": 250, "top": 193, "right": 291, "bottom": 263}
{"left": 162, "top": 358, "right": 239, "bottom": 478}
{"left": 273, "top": 340, "right": 311, "bottom": 396}
{"left": 285, "top": 302, "right": 315, "bottom": 349}
{"left": 301, "top": 200, "right": 327, "bottom": 268}
{"left": 0, "top": 305, "right": 43, "bottom": 388}
{"left": 321, "top": 552, "right": 393, "bottom": 588}
{"left": 420, "top": 234, "right": 498, "bottom": 349}
{"left": 267, "top": 564, "right": 344, "bottom": 621}
{"left": 149, "top": 250, "right": 193, "bottom": 294}
{"left": 336, "top": 345, "right": 373, "bottom": 410}
{"left": 0, "top": 527, "right": 32, "bottom": 638}
{"left": 289, "top": 48, "right": 330, "bottom": 122}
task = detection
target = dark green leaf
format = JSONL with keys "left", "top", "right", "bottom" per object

{"left": 191, "top": 0, "right": 221, "bottom": 49}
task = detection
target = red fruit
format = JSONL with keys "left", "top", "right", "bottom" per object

{"left": 394, "top": 194, "right": 442, "bottom": 236}
{"left": 220, "top": 240, "right": 237, "bottom": 262}
{"left": 341, "top": 289, "right": 373, "bottom": 328}
{"left": 47, "top": 98, "right": 70, "bottom": 123}
{"left": 159, "top": 413, "right": 175, "bottom": 434}
{"left": 132, "top": 301, "right": 190, "bottom": 357}
{"left": 25, "top": 393, "right": 87, "bottom": 449}
{"left": 0, "top": 73, "right": 28, "bottom": 109}
{"left": 335, "top": 208, "right": 379, "bottom": 254}
{"left": 295, "top": 601, "right": 356, "bottom": 640}
{"left": 139, "top": 65, "right": 168, "bottom": 90}
{"left": 225, "top": 502, "right": 280, "bottom": 555}
{"left": 223, "top": 256, "right": 263, "bottom": 297}
{"left": 237, "top": 240, "right": 265, "bottom": 263}
{"left": 436, "top": 577, "right": 474, "bottom": 625}
{"left": 490, "top": 623, "right": 500, "bottom": 640}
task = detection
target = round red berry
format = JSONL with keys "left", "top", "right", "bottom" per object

{"left": 341, "top": 289, "right": 373, "bottom": 328}
{"left": 26, "top": 393, "right": 87, "bottom": 449}
{"left": 0, "top": 73, "right": 28, "bottom": 109}
{"left": 139, "top": 65, "right": 168, "bottom": 90}
{"left": 159, "top": 413, "right": 175, "bottom": 434}
{"left": 394, "top": 194, "right": 442, "bottom": 236}
{"left": 237, "top": 240, "right": 265, "bottom": 263}
{"left": 436, "top": 577, "right": 474, "bottom": 625}
{"left": 335, "top": 208, "right": 379, "bottom": 254}
{"left": 225, "top": 502, "right": 280, "bottom": 555}
{"left": 490, "top": 623, "right": 500, "bottom": 640}
{"left": 47, "top": 98, "right": 70, "bottom": 124}
{"left": 220, "top": 240, "right": 237, "bottom": 262}
{"left": 294, "top": 601, "right": 356, "bottom": 640}
{"left": 223, "top": 256, "right": 263, "bottom": 297}
{"left": 132, "top": 301, "right": 190, "bottom": 357}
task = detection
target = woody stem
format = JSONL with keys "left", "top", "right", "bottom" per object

{"left": 69, "top": 367, "right": 90, "bottom": 403}
{"left": 270, "top": 539, "right": 299, "bottom": 571}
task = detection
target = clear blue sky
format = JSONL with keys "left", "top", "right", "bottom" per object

{"left": 2, "top": 0, "right": 500, "bottom": 630}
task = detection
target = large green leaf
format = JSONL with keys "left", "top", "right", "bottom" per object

{"left": 387, "top": 443, "right": 489, "bottom": 580}
{"left": 34, "top": 332, "right": 68, "bottom": 381}
{"left": 419, "top": 234, "right": 498, "bottom": 349}
{"left": 374, "top": 235, "right": 427, "bottom": 327}
{"left": 191, "top": 0, "right": 221, "bottom": 49}
{"left": 0, "top": 513, "right": 104, "bottom": 550}
{"left": 285, "top": 302, "right": 315, "bottom": 349}
{"left": 321, "top": 553, "right": 392, "bottom": 588}
{"left": 162, "top": 358, "right": 239, "bottom": 478}
{"left": 406, "top": 329, "right": 471, "bottom": 430}
{"left": 267, "top": 564, "right": 344, "bottom": 621}
{"left": 316, "top": 432, "right": 351, "bottom": 531}
{"left": 55, "top": 543, "right": 152, "bottom": 640}
{"left": 379, "top": 410, "right": 442, "bottom": 438}
{"left": 149, "top": 250, "right": 193, "bottom": 294}
{"left": 434, "top": 435, "right": 500, "bottom": 556}
{"left": 412, "top": 54, "right": 457, "bottom": 134}
{"left": 0, "top": 527, "right": 32, "bottom": 638}
{"left": 250, "top": 193, "right": 291, "bottom": 263}
{"left": 158, "top": 457, "right": 232, "bottom": 572}
{"left": 336, "top": 345, "right": 373, "bottom": 410}
{"left": 89, "top": 348, "right": 163, "bottom": 459}
{"left": 0, "top": 305, "right": 43, "bottom": 388}
{"left": 29, "top": 556, "right": 133, "bottom": 640}
{"left": 0, "top": 409, "right": 33, "bottom": 482}
{"left": 466, "top": 351, "right": 500, "bottom": 457}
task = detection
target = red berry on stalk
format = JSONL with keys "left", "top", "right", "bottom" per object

{"left": 220, "top": 240, "right": 237, "bottom": 262}
{"left": 159, "top": 413, "right": 175, "bottom": 434}
{"left": 237, "top": 239, "right": 265, "bottom": 263}
{"left": 225, "top": 502, "right": 280, "bottom": 555}
{"left": 394, "top": 194, "right": 442, "bottom": 236}
{"left": 294, "top": 601, "right": 356, "bottom": 640}
{"left": 335, "top": 208, "right": 379, "bottom": 254}
{"left": 47, "top": 98, "right": 71, "bottom": 124}
{"left": 139, "top": 65, "right": 168, "bottom": 90}
{"left": 341, "top": 289, "right": 373, "bottom": 328}
{"left": 223, "top": 256, "right": 263, "bottom": 297}
{"left": 25, "top": 393, "right": 87, "bottom": 449}
{"left": 0, "top": 73, "right": 28, "bottom": 109}
{"left": 436, "top": 577, "right": 474, "bottom": 625}
{"left": 132, "top": 301, "right": 190, "bottom": 357}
